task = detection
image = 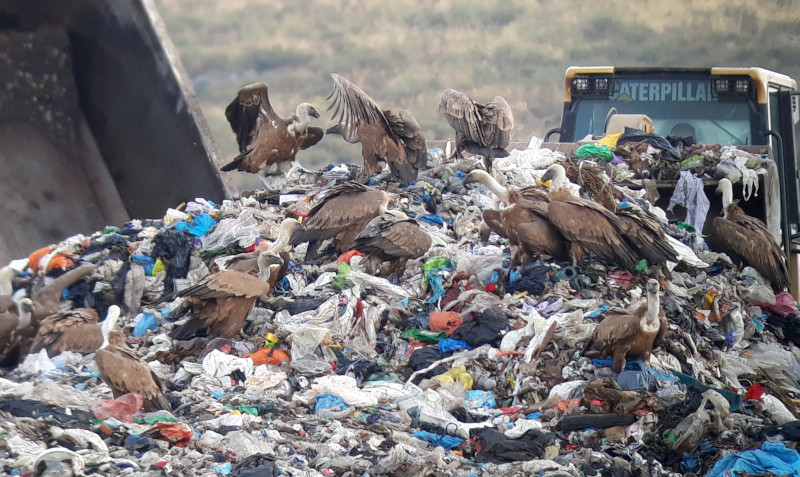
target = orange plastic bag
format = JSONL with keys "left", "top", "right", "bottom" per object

{"left": 244, "top": 347, "right": 291, "bottom": 365}
{"left": 28, "top": 246, "right": 55, "bottom": 271}
{"left": 429, "top": 311, "right": 463, "bottom": 336}
{"left": 337, "top": 250, "right": 363, "bottom": 265}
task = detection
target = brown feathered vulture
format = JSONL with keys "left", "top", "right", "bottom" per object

{"left": 585, "top": 279, "right": 667, "bottom": 372}
{"left": 221, "top": 83, "right": 324, "bottom": 176}
{"left": 541, "top": 164, "right": 640, "bottom": 269}
{"left": 95, "top": 306, "right": 171, "bottom": 411}
{"left": 30, "top": 307, "right": 104, "bottom": 356}
{"left": 289, "top": 182, "right": 392, "bottom": 261}
{"left": 615, "top": 203, "right": 679, "bottom": 273}
{"left": 438, "top": 89, "right": 514, "bottom": 172}
{"left": 353, "top": 210, "right": 432, "bottom": 276}
{"left": 0, "top": 298, "right": 33, "bottom": 366}
{"left": 31, "top": 264, "right": 96, "bottom": 325}
{"left": 482, "top": 201, "right": 568, "bottom": 267}
{"left": 325, "top": 74, "right": 427, "bottom": 185}
{"left": 713, "top": 178, "right": 789, "bottom": 292}
{"left": 170, "top": 255, "right": 284, "bottom": 340}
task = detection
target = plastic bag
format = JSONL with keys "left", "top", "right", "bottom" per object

{"left": 92, "top": 393, "right": 143, "bottom": 422}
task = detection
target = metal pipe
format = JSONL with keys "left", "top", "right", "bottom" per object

{"left": 764, "top": 130, "right": 791, "bottom": 269}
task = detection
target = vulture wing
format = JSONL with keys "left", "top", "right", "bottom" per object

{"left": 290, "top": 184, "right": 384, "bottom": 247}
{"left": 547, "top": 197, "right": 639, "bottom": 269}
{"left": 355, "top": 219, "right": 431, "bottom": 259}
{"left": 438, "top": 89, "right": 485, "bottom": 144}
{"left": 713, "top": 210, "right": 789, "bottom": 292}
{"left": 326, "top": 74, "right": 392, "bottom": 144}
{"left": 31, "top": 308, "right": 102, "bottom": 355}
{"left": 591, "top": 312, "right": 641, "bottom": 354}
{"left": 482, "top": 210, "right": 509, "bottom": 238}
{"left": 478, "top": 96, "right": 514, "bottom": 149}
{"left": 179, "top": 271, "right": 272, "bottom": 300}
{"left": 95, "top": 345, "right": 170, "bottom": 411}
{"left": 225, "top": 83, "right": 274, "bottom": 153}
{"left": 616, "top": 207, "right": 679, "bottom": 266}
{"left": 300, "top": 127, "right": 325, "bottom": 150}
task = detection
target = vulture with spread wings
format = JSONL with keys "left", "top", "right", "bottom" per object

{"left": 221, "top": 83, "right": 324, "bottom": 176}
{"left": 438, "top": 89, "right": 514, "bottom": 171}
{"left": 325, "top": 74, "right": 427, "bottom": 185}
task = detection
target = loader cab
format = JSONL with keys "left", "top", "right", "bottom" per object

{"left": 547, "top": 66, "right": 800, "bottom": 300}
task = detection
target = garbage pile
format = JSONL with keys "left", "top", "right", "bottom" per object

{"left": 2, "top": 139, "right": 800, "bottom": 477}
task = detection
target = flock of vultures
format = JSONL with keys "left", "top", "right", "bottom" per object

{"left": 0, "top": 74, "right": 790, "bottom": 413}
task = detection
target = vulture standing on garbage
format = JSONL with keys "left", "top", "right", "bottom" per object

{"left": 438, "top": 89, "right": 514, "bottom": 172}
{"left": 220, "top": 82, "right": 324, "bottom": 176}
{"left": 29, "top": 308, "right": 105, "bottom": 356}
{"left": 713, "top": 178, "right": 789, "bottom": 292}
{"left": 0, "top": 298, "right": 33, "bottom": 365}
{"left": 170, "top": 254, "right": 284, "bottom": 340}
{"left": 353, "top": 210, "right": 432, "bottom": 276}
{"left": 289, "top": 182, "right": 392, "bottom": 261}
{"left": 585, "top": 279, "right": 667, "bottom": 372}
{"left": 614, "top": 204, "right": 679, "bottom": 272}
{"left": 95, "top": 306, "right": 171, "bottom": 412}
{"left": 325, "top": 74, "right": 427, "bottom": 185}
{"left": 541, "top": 164, "right": 639, "bottom": 269}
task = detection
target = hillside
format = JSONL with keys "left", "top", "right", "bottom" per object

{"left": 154, "top": 0, "right": 800, "bottom": 189}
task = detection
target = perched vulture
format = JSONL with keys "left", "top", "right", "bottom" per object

{"left": 95, "top": 306, "right": 171, "bottom": 412}
{"left": 170, "top": 255, "right": 283, "bottom": 340}
{"left": 0, "top": 298, "right": 33, "bottom": 365}
{"left": 713, "top": 178, "right": 789, "bottom": 292}
{"left": 482, "top": 202, "right": 567, "bottom": 266}
{"left": 353, "top": 210, "right": 432, "bottom": 276}
{"left": 325, "top": 74, "right": 427, "bottom": 185}
{"left": 289, "top": 182, "right": 391, "bottom": 261}
{"left": 438, "top": 89, "right": 514, "bottom": 172}
{"left": 585, "top": 279, "right": 667, "bottom": 372}
{"left": 30, "top": 308, "right": 104, "bottom": 356}
{"left": 221, "top": 83, "right": 324, "bottom": 176}
{"left": 541, "top": 164, "right": 639, "bottom": 269}
{"left": 0, "top": 266, "right": 18, "bottom": 296}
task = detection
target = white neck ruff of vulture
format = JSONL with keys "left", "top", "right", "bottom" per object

{"left": 0, "top": 266, "right": 15, "bottom": 296}
{"left": 482, "top": 174, "right": 509, "bottom": 203}
{"left": 720, "top": 180, "right": 734, "bottom": 212}
{"left": 640, "top": 292, "right": 661, "bottom": 333}
{"left": 257, "top": 256, "right": 274, "bottom": 282}
{"left": 548, "top": 165, "right": 567, "bottom": 192}
{"left": 16, "top": 305, "right": 32, "bottom": 330}
{"left": 100, "top": 306, "right": 121, "bottom": 349}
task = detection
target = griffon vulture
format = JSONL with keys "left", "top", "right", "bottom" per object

{"left": 325, "top": 74, "right": 427, "bottom": 185}
{"left": 170, "top": 254, "right": 284, "bottom": 340}
{"left": 221, "top": 83, "right": 324, "bottom": 177}
{"left": 31, "top": 264, "right": 96, "bottom": 325}
{"left": 289, "top": 182, "right": 391, "bottom": 261}
{"left": 353, "top": 210, "right": 432, "bottom": 276}
{"left": 0, "top": 298, "right": 33, "bottom": 365}
{"left": 95, "top": 306, "right": 171, "bottom": 411}
{"left": 585, "top": 279, "right": 667, "bottom": 372}
{"left": 438, "top": 89, "right": 514, "bottom": 172}
{"left": 713, "top": 178, "right": 789, "bottom": 292}
{"left": 30, "top": 308, "right": 104, "bottom": 356}
{"left": 541, "top": 164, "right": 639, "bottom": 269}
{"left": 482, "top": 202, "right": 568, "bottom": 266}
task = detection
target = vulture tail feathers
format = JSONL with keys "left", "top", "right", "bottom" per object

{"left": 143, "top": 393, "right": 172, "bottom": 412}
{"left": 220, "top": 149, "right": 252, "bottom": 172}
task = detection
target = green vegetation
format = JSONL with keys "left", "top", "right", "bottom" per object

{"left": 155, "top": 0, "right": 800, "bottom": 189}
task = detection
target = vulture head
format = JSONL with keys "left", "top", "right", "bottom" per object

{"left": 463, "top": 169, "right": 508, "bottom": 203}
{"left": 385, "top": 209, "right": 410, "bottom": 221}
{"left": 645, "top": 278, "right": 660, "bottom": 296}
{"left": 381, "top": 191, "right": 399, "bottom": 212}
{"left": 0, "top": 266, "right": 19, "bottom": 296}
{"left": 296, "top": 103, "right": 321, "bottom": 120}
{"left": 715, "top": 177, "right": 734, "bottom": 210}
{"left": 100, "top": 305, "right": 122, "bottom": 349}
{"left": 540, "top": 164, "right": 567, "bottom": 190}
{"left": 256, "top": 252, "right": 285, "bottom": 282}
{"left": 16, "top": 298, "right": 33, "bottom": 329}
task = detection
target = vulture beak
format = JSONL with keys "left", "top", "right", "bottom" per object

{"left": 326, "top": 124, "right": 342, "bottom": 136}
{"left": 264, "top": 254, "right": 285, "bottom": 267}
{"left": 539, "top": 169, "right": 555, "bottom": 188}
{"left": 645, "top": 278, "right": 660, "bottom": 294}
{"left": 309, "top": 106, "right": 320, "bottom": 119}
{"left": 19, "top": 299, "right": 35, "bottom": 314}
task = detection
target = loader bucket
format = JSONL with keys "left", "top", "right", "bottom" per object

{"left": 0, "top": 0, "right": 230, "bottom": 264}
